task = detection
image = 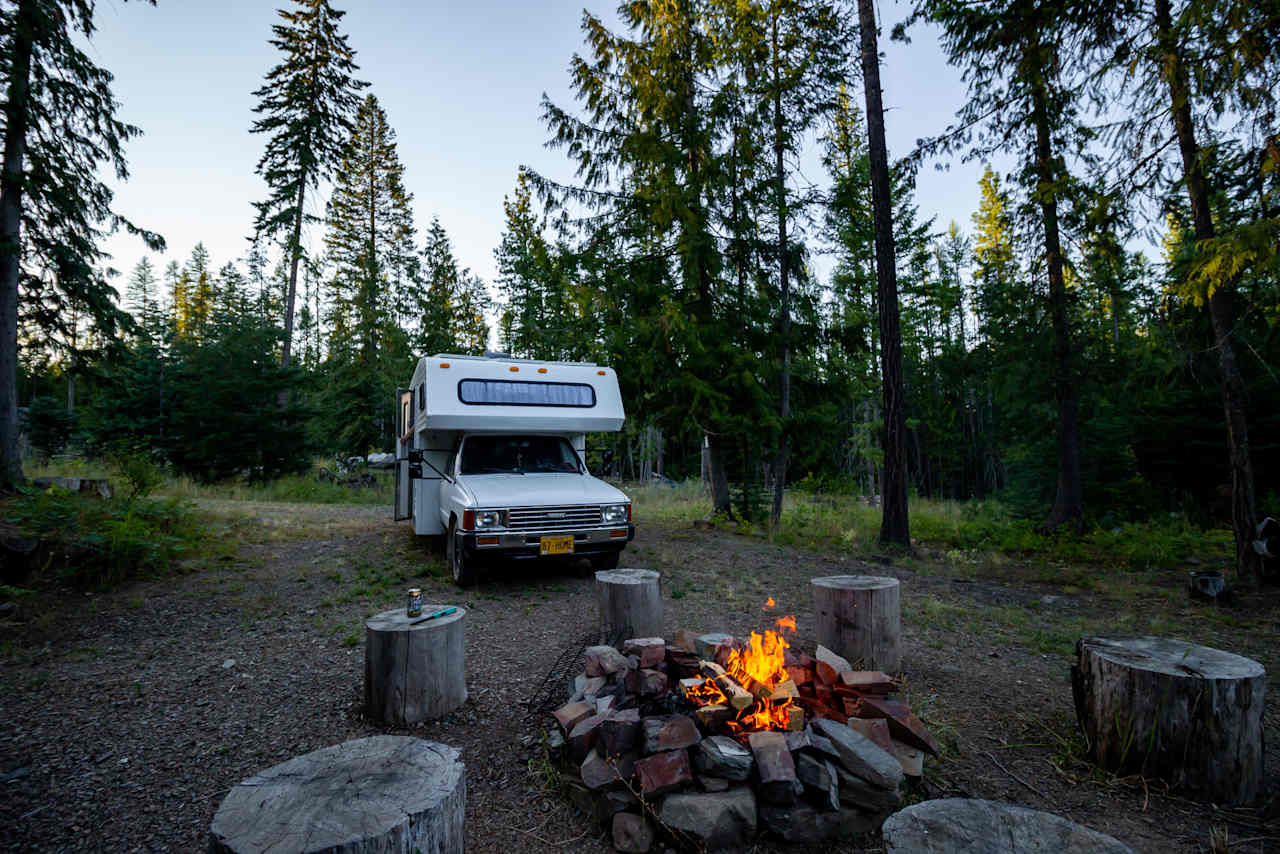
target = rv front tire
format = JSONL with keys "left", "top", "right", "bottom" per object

{"left": 446, "top": 521, "right": 477, "bottom": 588}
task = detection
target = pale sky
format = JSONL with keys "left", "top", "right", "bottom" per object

{"left": 90, "top": 0, "right": 990, "bottom": 300}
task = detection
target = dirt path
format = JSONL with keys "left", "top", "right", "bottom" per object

{"left": 1, "top": 501, "right": 1275, "bottom": 853}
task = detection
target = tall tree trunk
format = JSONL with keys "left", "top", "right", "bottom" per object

{"left": 280, "top": 169, "right": 307, "bottom": 371}
{"left": 857, "top": 0, "right": 910, "bottom": 546}
{"left": 707, "top": 432, "right": 733, "bottom": 518}
{"left": 770, "top": 12, "right": 791, "bottom": 527}
{"left": 1154, "top": 0, "right": 1260, "bottom": 580}
{"left": 1029, "top": 44, "right": 1084, "bottom": 532}
{"left": 0, "top": 0, "right": 34, "bottom": 490}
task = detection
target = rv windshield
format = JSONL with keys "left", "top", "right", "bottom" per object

{"left": 460, "top": 435, "right": 582, "bottom": 475}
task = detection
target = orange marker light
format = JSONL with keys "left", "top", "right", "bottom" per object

{"left": 537, "top": 367, "right": 548, "bottom": 374}
{"left": 509, "top": 366, "right": 519, "bottom": 372}
{"left": 597, "top": 370, "right": 607, "bottom": 375}
{"left": 439, "top": 362, "right": 450, "bottom": 368}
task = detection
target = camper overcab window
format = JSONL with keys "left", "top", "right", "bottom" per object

{"left": 393, "top": 354, "right": 633, "bottom": 587}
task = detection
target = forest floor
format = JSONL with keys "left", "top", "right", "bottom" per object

{"left": 1, "top": 497, "right": 1277, "bottom": 853}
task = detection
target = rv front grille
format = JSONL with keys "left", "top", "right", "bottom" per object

{"left": 506, "top": 505, "right": 603, "bottom": 531}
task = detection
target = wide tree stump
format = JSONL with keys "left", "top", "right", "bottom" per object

{"left": 365, "top": 605, "right": 467, "bottom": 726}
{"left": 596, "top": 568, "right": 663, "bottom": 641}
{"left": 811, "top": 575, "right": 901, "bottom": 673}
{"left": 209, "top": 736, "right": 464, "bottom": 854}
{"left": 1072, "top": 636, "right": 1265, "bottom": 805}
{"left": 882, "top": 798, "right": 1140, "bottom": 853}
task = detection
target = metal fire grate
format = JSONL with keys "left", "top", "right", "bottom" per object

{"left": 523, "top": 624, "right": 633, "bottom": 726}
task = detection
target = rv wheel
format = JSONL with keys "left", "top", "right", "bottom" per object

{"left": 447, "top": 521, "right": 477, "bottom": 588}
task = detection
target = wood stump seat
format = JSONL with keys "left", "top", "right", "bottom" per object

{"left": 882, "top": 798, "right": 1140, "bottom": 853}
{"left": 1072, "top": 636, "right": 1265, "bottom": 805}
{"left": 811, "top": 575, "right": 902, "bottom": 673}
{"left": 596, "top": 568, "right": 663, "bottom": 641}
{"left": 365, "top": 605, "right": 467, "bottom": 726}
{"left": 208, "top": 736, "right": 465, "bottom": 854}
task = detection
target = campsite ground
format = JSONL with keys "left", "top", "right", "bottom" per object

{"left": 1, "top": 496, "right": 1277, "bottom": 853}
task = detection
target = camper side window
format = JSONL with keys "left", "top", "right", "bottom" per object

{"left": 457, "top": 379, "right": 595, "bottom": 408}
{"left": 418, "top": 383, "right": 425, "bottom": 411}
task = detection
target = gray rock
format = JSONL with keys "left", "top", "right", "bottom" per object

{"left": 660, "top": 788, "right": 757, "bottom": 851}
{"left": 760, "top": 802, "right": 885, "bottom": 842}
{"left": 795, "top": 752, "right": 840, "bottom": 811}
{"left": 748, "top": 731, "right": 797, "bottom": 805}
{"left": 812, "top": 719, "right": 904, "bottom": 790}
{"left": 695, "top": 632, "right": 735, "bottom": 659}
{"left": 601, "top": 708, "right": 642, "bottom": 755}
{"left": 698, "top": 775, "right": 730, "bottom": 792}
{"left": 835, "top": 766, "right": 900, "bottom": 812}
{"left": 694, "top": 735, "right": 754, "bottom": 781}
{"left": 612, "top": 811, "right": 654, "bottom": 853}
{"left": 881, "top": 799, "right": 1143, "bottom": 854}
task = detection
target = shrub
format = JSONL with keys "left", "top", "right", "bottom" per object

{"left": 8, "top": 488, "right": 203, "bottom": 589}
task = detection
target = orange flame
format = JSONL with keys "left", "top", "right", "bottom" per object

{"left": 686, "top": 599, "right": 800, "bottom": 737}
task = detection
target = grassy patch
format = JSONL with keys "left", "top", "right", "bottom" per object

{"left": 629, "top": 481, "right": 1232, "bottom": 573}
{"left": 5, "top": 487, "right": 206, "bottom": 589}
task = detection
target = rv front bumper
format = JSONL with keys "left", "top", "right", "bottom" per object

{"left": 458, "top": 524, "right": 635, "bottom": 561}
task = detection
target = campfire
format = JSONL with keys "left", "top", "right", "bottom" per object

{"left": 545, "top": 598, "right": 941, "bottom": 851}
{"left": 684, "top": 598, "right": 802, "bottom": 736}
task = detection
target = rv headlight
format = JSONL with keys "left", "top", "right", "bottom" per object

{"left": 602, "top": 504, "right": 629, "bottom": 524}
{"left": 474, "top": 510, "right": 504, "bottom": 529}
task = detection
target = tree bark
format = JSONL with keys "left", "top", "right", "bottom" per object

{"left": 0, "top": 0, "right": 34, "bottom": 491}
{"left": 771, "top": 12, "right": 791, "bottom": 528}
{"left": 279, "top": 169, "right": 307, "bottom": 374}
{"left": 857, "top": 0, "right": 909, "bottom": 547}
{"left": 1029, "top": 43, "right": 1084, "bottom": 532}
{"left": 706, "top": 432, "right": 733, "bottom": 517}
{"left": 1154, "top": 0, "right": 1260, "bottom": 581}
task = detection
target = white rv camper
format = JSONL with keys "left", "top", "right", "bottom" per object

{"left": 394, "top": 354, "right": 634, "bottom": 586}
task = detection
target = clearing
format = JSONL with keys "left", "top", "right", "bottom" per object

{"left": 1, "top": 498, "right": 1276, "bottom": 853}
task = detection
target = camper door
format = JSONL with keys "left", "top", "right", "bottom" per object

{"left": 394, "top": 387, "right": 413, "bottom": 521}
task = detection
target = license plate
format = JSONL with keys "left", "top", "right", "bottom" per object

{"left": 540, "top": 535, "right": 574, "bottom": 556}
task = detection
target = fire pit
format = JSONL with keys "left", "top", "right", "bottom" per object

{"left": 544, "top": 600, "right": 939, "bottom": 851}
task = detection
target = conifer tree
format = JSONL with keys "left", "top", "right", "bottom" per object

{"left": 125, "top": 257, "right": 160, "bottom": 330}
{"left": 321, "top": 93, "right": 420, "bottom": 452}
{"left": 0, "top": 0, "right": 163, "bottom": 488}
{"left": 906, "top": 0, "right": 1103, "bottom": 530}
{"left": 250, "top": 0, "right": 366, "bottom": 376}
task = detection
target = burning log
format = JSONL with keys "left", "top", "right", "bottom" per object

{"left": 697, "top": 661, "right": 754, "bottom": 711}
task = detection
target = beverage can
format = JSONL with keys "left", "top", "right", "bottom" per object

{"left": 406, "top": 588, "right": 423, "bottom": 618}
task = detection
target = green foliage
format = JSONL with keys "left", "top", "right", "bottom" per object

{"left": 8, "top": 488, "right": 201, "bottom": 589}
{"left": 25, "top": 395, "right": 76, "bottom": 458}
{"left": 106, "top": 442, "right": 165, "bottom": 503}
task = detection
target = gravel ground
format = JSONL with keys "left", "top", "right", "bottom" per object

{"left": 1, "top": 499, "right": 1276, "bottom": 853}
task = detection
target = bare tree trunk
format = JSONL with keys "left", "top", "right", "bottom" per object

{"left": 0, "top": 0, "right": 34, "bottom": 490}
{"left": 769, "top": 12, "right": 792, "bottom": 528}
{"left": 707, "top": 432, "right": 733, "bottom": 518}
{"left": 281, "top": 170, "right": 307, "bottom": 372}
{"left": 857, "top": 0, "right": 909, "bottom": 547}
{"left": 1029, "top": 44, "right": 1084, "bottom": 532}
{"left": 1154, "top": 0, "right": 1260, "bottom": 580}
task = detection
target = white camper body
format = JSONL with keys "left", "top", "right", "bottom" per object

{"left": 394, "top": 354, "right": 633, "bottom": 586}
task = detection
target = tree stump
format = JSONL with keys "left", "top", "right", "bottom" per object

{"left": 811, "top": 575, "right": 901, "bottom": 673}
{"left": 596, "top": 568, "right": 663, "bottom": 641}
{"left": 365, "top": 605, "right": 467, "bottom": 726}
{"left": 1072, "top": 636, "right": 1266, "bottom": 805}
{"left": 209, "top": 736, "right": 464, "bottom": 854}
{"left": 882, "top": 799, "right": 1140, "bottom": 854}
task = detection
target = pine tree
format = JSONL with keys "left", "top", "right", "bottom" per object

{"left": 495, "top": 170, "right": 561, "bottom": 359}
{"left": 250, "top": 0, "right": 367, "bottom": 376}
{"left": 908, "top": 0, "right": 1103, "bottom": 531}
{"left": 0, "top": 0, "right": 163, "bottom": 488}
{"left": 125, "top": 257, "right": 161, "bottom": 331}
{"left": 321, "top": 93, "right": 420, "bottom": 452}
